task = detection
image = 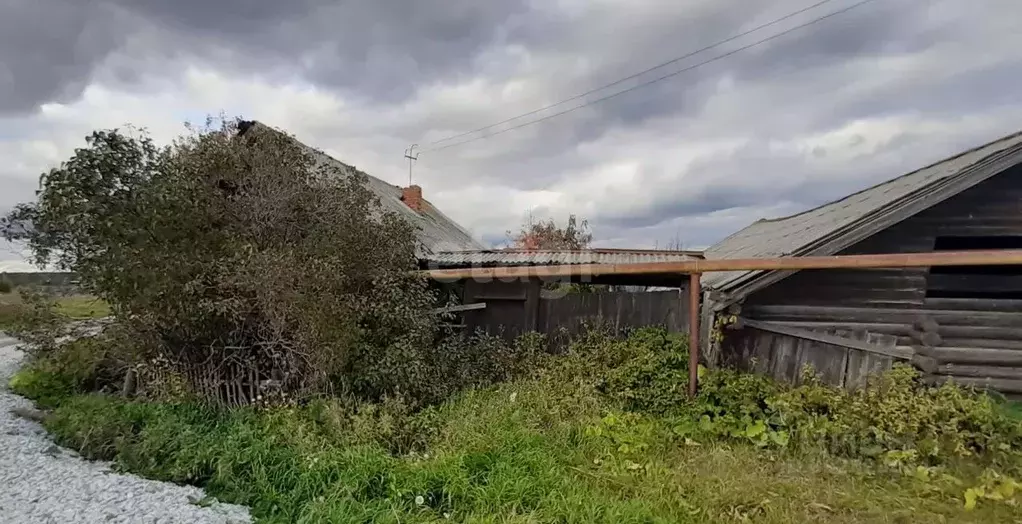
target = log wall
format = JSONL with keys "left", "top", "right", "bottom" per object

{"left": 729, "top": 166, "right": 1022, "bottom": 394}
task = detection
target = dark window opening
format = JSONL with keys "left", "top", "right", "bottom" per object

{"left": 926, "top": 236, "right": 1022, "bottom": 299}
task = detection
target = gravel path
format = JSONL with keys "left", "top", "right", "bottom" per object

{"left": 0, "top": 334, "right": 251, "bottom": 524}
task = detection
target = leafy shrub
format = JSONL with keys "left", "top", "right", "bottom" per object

{"left": 768, "top": 366, "right": 1022, "bottom": 466}
{"left": 0, "top": 278, "right": 12, "bottom": 294}
{"left": 556, "top": 326, "right": 691, "bottom": 414}
{"left": 2, "top": 119, "right": 449, "bottom": 406}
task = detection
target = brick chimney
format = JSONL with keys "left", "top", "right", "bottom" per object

{"left": 401, "top": 185, "right": 423, "bottom": 212}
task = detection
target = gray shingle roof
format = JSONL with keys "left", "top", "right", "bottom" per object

{"left": 424, "top": 248, "right": 702, "bottom": 268}
{"left": 244, "top": 122, "right": 484, "bottom": 255}
{"left": 702, "top": 129, "right": 1022, "bottom": 297}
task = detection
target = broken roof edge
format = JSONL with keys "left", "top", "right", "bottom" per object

{"left": 703, "top": 131, "right": 1022, "bottom": 306}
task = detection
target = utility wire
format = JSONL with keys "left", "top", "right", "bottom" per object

{"left": 422, "top": 0, "right": 877, "bottom": 154}
{"left": 424, "top": 0, "right": 842, "bottom": 150}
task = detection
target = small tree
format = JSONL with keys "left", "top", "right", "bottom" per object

{"left": 507, "top": 214, "right": 593, "bottom": 250}
{"left": 3, "top": 119, "right": 445, "bottom": 405}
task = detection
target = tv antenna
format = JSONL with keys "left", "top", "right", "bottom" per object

{"left": 403, "top": 144, "right": 420, "bottom": 185}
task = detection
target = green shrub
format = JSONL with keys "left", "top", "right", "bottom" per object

{"left": 10, "top": 337, "right": 129, "bottom": 406}
{"left": 0, "top": 278, "right": 12, "bottom": 294}
{"left": 3, "top": 119, "right": 447, "bottom": 406}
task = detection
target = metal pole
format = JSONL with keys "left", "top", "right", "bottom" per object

{"left": 422, "top": 249, "right": 1022, "bottom": 281}
{"left": 688, "top": 272, "right": 701, "bottom": 397}
{"left": 404, "top": 144, "right": 419, "bottom": 186}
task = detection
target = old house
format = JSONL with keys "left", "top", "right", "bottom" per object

{"left": 702, "top": 130, "right": 1022, "bottom": 395}
{"left": 238, "top": 121, "right": 484, "bottom": 256}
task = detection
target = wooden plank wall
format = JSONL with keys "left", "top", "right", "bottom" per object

{"left": 725, "top": 327, "right": 896, "bottom": 389}
{"left": 538, "top": 290, "right": 689, "bottom": 350}
{"left": 462, "top": 280, "right": 689, "bottom": 346}
{"left": 728, "top": 166, "right": 1022, "bottom": 393}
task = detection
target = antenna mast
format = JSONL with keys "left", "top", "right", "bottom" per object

{"left": 403, "top": 144, "right": 420, "bottom": 186}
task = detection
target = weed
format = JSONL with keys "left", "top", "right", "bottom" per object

{"left": 10, "top": 326, "right": 1022, "bottom": 521}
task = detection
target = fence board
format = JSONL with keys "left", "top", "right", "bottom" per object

{"left": 468, "top": 288, "right": 689, "bottom": 345}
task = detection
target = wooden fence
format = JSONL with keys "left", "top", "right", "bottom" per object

{"left": 459, "top": 279, "right": 689, "bottom": 347}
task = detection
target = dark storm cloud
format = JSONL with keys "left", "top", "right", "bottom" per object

{"left": 0, "top": 0, "right": 126, "bottom": 114}
{"left": 0, "top": 0, "right": 528, "bottom": 114}
{"left": 113, "top": 0, "right": 531, "bottom": 102}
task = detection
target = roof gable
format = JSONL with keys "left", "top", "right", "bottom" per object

{"left": 702, "top": 129, "right": 1022, "bottom": 300}
{"left": 241, "top": 122, "right": 484, "bottom": 255}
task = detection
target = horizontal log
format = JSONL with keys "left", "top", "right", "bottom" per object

{"left": 748, "top": 286, "right": 923, "bottom": 306}
{"left": 923, "top": 297, "right": 1022, "bottom": 312}
{"left": 926, "top": 273, "right": 1022, "bottom": 293}
{"left": 941, "top": 338, "right": 1022, "bottom": 351}
{"left": 925, "top": 347, "right": 1022, "bottom": 366}
{"left": 924, "top": 375, "right": 1022, "bottom": 394}
{"left": 745, "top": 305, "right": 1022, "bottom": 327}
{"left": 935, "top": 364, "right": 1022, "bottom": 380}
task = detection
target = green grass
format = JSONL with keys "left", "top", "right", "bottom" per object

{"left": 53, "top": 295, "right": 111, "bottom": 320}
{"left": 10, "top": 374, "right": 1018, "bottom": 523}
{"left": 9, "top": 327, "right": 1022, "bottom": 522}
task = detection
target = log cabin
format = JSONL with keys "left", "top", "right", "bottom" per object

{"left": 701, "top": 130, "right": 1022, "bottom": 396}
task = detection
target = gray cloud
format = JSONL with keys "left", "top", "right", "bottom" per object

{"left": 1, "top": 0, "right": 1021, "bottom": 260}
{"left": 0, "top": 0, "right": 126, "bottom": 114}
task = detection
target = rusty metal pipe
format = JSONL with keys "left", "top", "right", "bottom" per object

{"left": 688, "top": 272, "right": 700, "bottom": 397}
{"left": 422, "top": 249, "right": 1022, "bottom": 281}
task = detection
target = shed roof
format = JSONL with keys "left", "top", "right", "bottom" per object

{"left": 424, "top": 248, "right": 703, "bottom": 268}
{"left": 240, "top": 122, "right": 484, "bottom": 255}
{"left": 702, "top": 129, "right": 1022, "bottom": 301}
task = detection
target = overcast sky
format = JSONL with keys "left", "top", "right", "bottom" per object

{"left": 2, "top": 0, "right": 1021, "bottom": 268}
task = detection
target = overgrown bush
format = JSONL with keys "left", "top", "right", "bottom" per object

{"left": 2, "top": 118, "right": 452, "bottom": 406}
{"left": 0, "top": 278, "right": 12, "bottom": 294}
{"left": 552, "top": 327, "right": 1022, "bottom": 473}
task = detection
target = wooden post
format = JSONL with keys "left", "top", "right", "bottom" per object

{"left": 688, "top": 272, "right": 701, "bottom": 397}
{"left": 524, "top": 278, "right": 541, "bottom": 332}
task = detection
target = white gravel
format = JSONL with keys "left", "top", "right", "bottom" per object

{"left": 0, "top": 334, "right": 252, "bottom": 524}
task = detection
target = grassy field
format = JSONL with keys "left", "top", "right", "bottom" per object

{"left": 15, "top": 379, "right": 1018, "bottom": 524}
{"left": 10, "top": 327, "right": 1022, "bottom": 523}
{"left": 0, "top": 292, "right": 110, "bottom": 330}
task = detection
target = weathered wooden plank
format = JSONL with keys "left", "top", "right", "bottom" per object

{"left": 845, "top": 347, "right": 893, "bottom": 390}
{"left": 740, "top": 319, "right": 913, "bottom": 359}
{"left": 432, "top": 302, "right": 487, "bottom": 314}
{"left": 524, "top": 280, "right": 541, "bottom": 332}
{"left": 794, "top": 339, "right": 848, "bottom": 386}
{"left": 771, "top": 334, "right": 800, "bottom": 383}
{"left": 746, "top": 305, "right": 1022, "bottom": 327}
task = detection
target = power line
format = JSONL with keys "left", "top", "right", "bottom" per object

{"left": 422, "top": 0, "right": 878, "bottom": 154}
{"left": 424, "top": 0, "right": 842, "bottom": 150}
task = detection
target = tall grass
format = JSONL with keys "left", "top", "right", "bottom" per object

{"left": 9, "top": 327, "right": 1022, "bottom": 522}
